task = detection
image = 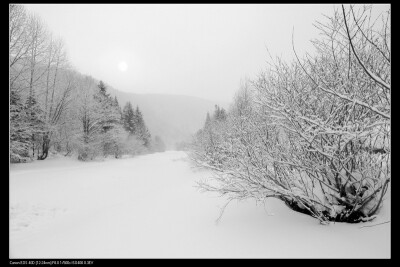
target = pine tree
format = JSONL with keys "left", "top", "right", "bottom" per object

{"left": 204, "top": 112, "right": 211, "bottom": 128}
{"left": 219, "top": 108, "right": 227, "bottom": 121}
{"left": 10, "top": 89, "right": 31, "bottom": 162}
{"left": 213, "top": 105, "right": 227, "bottom": 122}
{"left": 25, "top": 91, "right": 46, "bottom": 159}
{"left": 93, "top": 82, "right": 122, "bottom": 156}
{"left": 135, "top": 106, "right": 151, "bottom": 147}
{"left": 98, "top": 80, "right": 109, "bottom": 98}
{"left": 94, "top": 82, "right": 119, "bottom": 133}
{"left": 122, "top": 102, "right": 136, "bottom": 135}
{"left": 113, "top": 96, "right": 122, "bottom": 119}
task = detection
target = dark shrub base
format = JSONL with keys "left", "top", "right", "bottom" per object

{"left": 280, "top": 197, "right": 368, "bottom": 223}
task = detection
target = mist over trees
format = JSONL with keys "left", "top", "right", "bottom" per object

{"left": 9, "top": 4, "right": 165, "bottom": 163}
{"left": 191, "top": 5, "right": 390, "bottom": 223}
{"left": 10, "top": 3, "right": 390, "bottom": 225}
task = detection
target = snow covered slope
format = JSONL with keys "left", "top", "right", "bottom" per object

{"left": 9, "top": 151, "right": 390, "bottom": 258}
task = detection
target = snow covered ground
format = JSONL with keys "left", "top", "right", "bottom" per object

{"left": 9, "top": 151, "right": 390, "bottom": 258}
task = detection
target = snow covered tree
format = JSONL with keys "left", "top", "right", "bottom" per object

{"left": 9, "top": 5, "right": 75, "bottom": 161}
{"left": 193, "top": 4, "right": 390, "bottom": 224}
{"left": 98, "top": 80, "right": 109, "bottom": 97}
{"left": 213, "top": 105, "right": 227, "bottom": 122}
{"left": 73, "top": 78, "right": 126, "bottom": 160}
{"left": 134, "top": 106, "right": 151, "bottom": 147}
{"left": 39, "top": 57, "right": 73, "bottom": 160}
{"left": 10, "top": 88, "right": 31, "bottom": 163}
{"left": 25, "top": 90, "right": 46, "bottom": 159}
{"left": 9, "top": 5, "right": 151, "bottom": 162}
{"left": 122, "top": 101, "right": 136, "bottom": 135}
{"left": 9, "top": 5, "right": 49, "bottom": 161}
{"left": 113, "top": 96, "right": 122, "bottom": 118}
{"left": 121, "top": 102, "right": 152, "bottom": 152}
{"left": 204, "top": 112, "right": 211, "bottom": 128}
{"left": 9, "top": 4, "right": 31, "bottom": 93}
{"left": 36, "top": 37, "right": 72, "bottom": 160}
{"left": 74, "top": 76, "right": 104, "bottom": 161}
{"left": 192, "top": 104, "right": 233, "bottom": 169}
{"left": 9, "top": 5, "right": 29, "bottom": 159}
{"left": 93, "top": 81, "right": 122, "bottom": 157}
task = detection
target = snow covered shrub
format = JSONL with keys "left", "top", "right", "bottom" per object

{"left": 193, "top": 5, "right": 390, "bottom": 223}
{"left": 150, "top": 135, "right": 167, "bottom": 153}
{"left": 191, "top": 105, "right": 231, "bottom": 169}
{"left": 76, "top": 133, "right": 103, "bottom": 161}
{"left": 119, "top": 134, "right": 147, "bottom": 156}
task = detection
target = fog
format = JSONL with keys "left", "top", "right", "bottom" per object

{"left": 24, "top": 4, "right": 352, "bottom": 103}
{"left": 10, "top": 4, "right": 391, "bottom": 259}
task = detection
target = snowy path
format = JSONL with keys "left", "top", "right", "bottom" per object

{"left": 10, "top": 151, "right": 390, "bottom": 258}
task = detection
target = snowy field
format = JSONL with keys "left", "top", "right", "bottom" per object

{"left": 9, "top": 151, "right": 390, "bottom": 258}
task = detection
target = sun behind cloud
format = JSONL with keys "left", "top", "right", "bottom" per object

{"left": 118, "top": 61, "right": 128, "bottom": 72}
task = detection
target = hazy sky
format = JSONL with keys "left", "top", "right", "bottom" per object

{"left": 24, "top": 4, "right": 389, "bottom": 103}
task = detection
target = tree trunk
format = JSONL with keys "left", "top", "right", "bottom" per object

{"left": 38, "top": 134, "right": 50, "bottom": 160}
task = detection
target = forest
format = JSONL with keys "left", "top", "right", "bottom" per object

{"left": 10, "top": 4, "right": 166, "bottom": 163}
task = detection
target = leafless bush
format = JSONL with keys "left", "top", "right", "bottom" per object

{"left": 193, "top": 5, "right": 390, "bottom": 223}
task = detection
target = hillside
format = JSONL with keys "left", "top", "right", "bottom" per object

{"left": 107, "top": 88, "right": 228, "bottom": 149}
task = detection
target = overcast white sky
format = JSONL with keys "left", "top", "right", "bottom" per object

{"left": 24, "top": 4, "right": 389, "bottom": 103}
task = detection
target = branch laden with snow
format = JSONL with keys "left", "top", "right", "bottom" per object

{"left": 191, "top": 5, "right": 390, "bottom": 224}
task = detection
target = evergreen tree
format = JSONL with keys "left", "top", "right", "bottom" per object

{"left": 213, "top": 105, "right": 227, "bottom": 121}
{"left": 98, "top": 80, "right": 109, "bottom": 98}
{"left": 122, "top": 102, "right": 136, "bottom": 135}
{"left": 93, "top": 82, "right": 122, "bottom": 156}
{"left": 219, "top": 108, "right": 227, "bottom": 121}
{"left": 10, "top": 89, "right": 31, "bottom": 162}
{"left": 94, "top": 82, "right": 119, "bottom": 133}
{"left": 134, "top": 106, "right": 151, "bottom": 147}
{"left": 113, "top": 96, "right": 122, "bottom": 119}
{"left": 25, "top": 91, "right": 46, "bottom": 159}
{"left": 204, "top": 112, "right": 211, "bottom": 128}
{"left": 25, "top": 92, "right": 44, "bottom": 127}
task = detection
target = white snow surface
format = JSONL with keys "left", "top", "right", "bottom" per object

{"left": 10, "top": 151, "right": 390, "bottom": 258}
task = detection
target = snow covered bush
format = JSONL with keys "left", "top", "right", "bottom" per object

{"left": 192, "top": 5, "right": 390, "bottom": 223}
{"left": 117, "top": 133, "right": 147, "bottom": 156}
{"left": 191, "top": 105, "right": 231, "bottom": 169}
{"left": 150, "top": 135, "right": 167, "bottom": 153}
